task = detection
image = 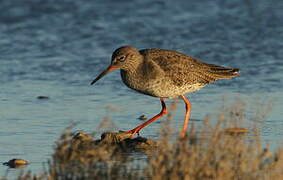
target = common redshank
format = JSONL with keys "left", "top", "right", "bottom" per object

{"left": 91, "top": 46, "right": 239, "bottom": 138}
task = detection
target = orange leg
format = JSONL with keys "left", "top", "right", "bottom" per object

{"left": 180, "top": 95, "right": 192, "bottom": 138}
{"left": 126, "top": 98, "right": 168, "bottom": 137}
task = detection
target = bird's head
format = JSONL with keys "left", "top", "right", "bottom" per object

{"left": 90, "top": 46, "right": 141, "bottom": 85}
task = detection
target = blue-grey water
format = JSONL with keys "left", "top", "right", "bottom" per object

{"left": 0, "top": 0, "right": 282, "bottom": 178}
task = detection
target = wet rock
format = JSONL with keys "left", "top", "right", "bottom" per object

{"left": 72, "top": 131, "right": 157, "bottom": 152}
{"left": 3, "top": 159, "right": 29, "bottom": 168}
{"left": 138, "top": 115, "right": 147, "bottom": 121}
{"left": 123, "top": 136, "right": 157, "bottom": 151}
{"left": 99, "top": 132, "right": 157, "bottom": 151}
{"left": 73, "top": 132, "right": 93, "bottom": 142}
{"left": 100, "top": 131, "right": 132, "bottom": 143}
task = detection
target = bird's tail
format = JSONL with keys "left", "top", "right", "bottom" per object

{"left": 206, "top": 64, "right": 240, "bottom": 79}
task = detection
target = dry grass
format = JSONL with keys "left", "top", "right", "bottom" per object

{"left": 147, "top": 122, "right": 283, "bottom": 180}
{"left": 7, "top": 100, "right": 283, "bottom": 180}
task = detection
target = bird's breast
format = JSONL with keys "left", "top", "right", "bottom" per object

{"left": 120, "top": 69, "right": 206, "bottom": 98}
{"left": 120, "top": 70, "right": 166, "bottom": 97}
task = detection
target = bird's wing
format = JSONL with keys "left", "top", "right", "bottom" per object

{"left": 141, "top": 49, "right": 239, "bottom": 87}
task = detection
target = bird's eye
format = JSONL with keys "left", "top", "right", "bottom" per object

{"left": 117, "top": 55, "right": 126, "bottom": 62}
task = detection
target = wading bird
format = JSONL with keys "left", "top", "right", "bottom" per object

{"left": 91, "top": 46, "right": 239, "bottom": 138}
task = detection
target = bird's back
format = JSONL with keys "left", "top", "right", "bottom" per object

{"left": 139, "top": 48, "right": 239, "bottom": 87}
{"left": 121, "top": 48, "right": 239, "bottom": 98}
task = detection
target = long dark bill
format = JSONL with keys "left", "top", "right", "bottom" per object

{"left": 90, "top": 65, "right": 118, "bottom": 85}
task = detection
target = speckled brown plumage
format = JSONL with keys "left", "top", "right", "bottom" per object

{"left": 91, "top": 46, "right": 239, "bottom": 138}
{"left": 115, "top": 47, "right": 239, "bottom": 98}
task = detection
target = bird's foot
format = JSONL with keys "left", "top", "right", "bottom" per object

{"left": 120, "top": 128, "right": 141, "bottom": 139}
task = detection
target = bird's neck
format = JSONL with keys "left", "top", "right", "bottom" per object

{"left": 122, "top": 57, "right": 144, "bottom": 74}
{"left": 120, "top": 61, "right": 144, "bottom": 83}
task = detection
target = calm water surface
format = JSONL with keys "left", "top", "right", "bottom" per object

{"left": 0, "top": 0, "right": 282, "bottom": 178}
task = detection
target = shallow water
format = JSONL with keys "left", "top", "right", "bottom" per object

{"left": 0, "top": 0, "right": 282, "bottom": 178}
